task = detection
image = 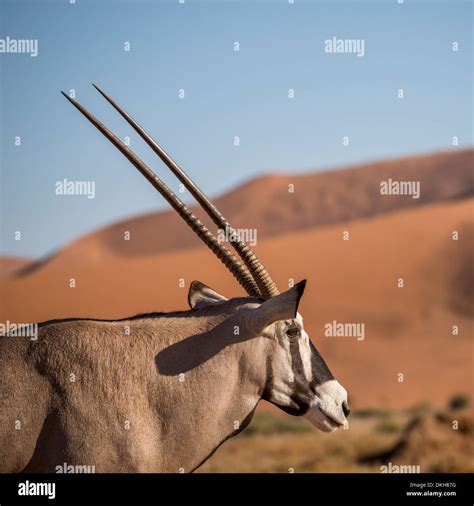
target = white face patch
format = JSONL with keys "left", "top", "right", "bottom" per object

{"left": 305, "top": 380, "right": 349, "bottom": 432}
{"left": 295, "top": 312, "right": 312, "bottom": 383}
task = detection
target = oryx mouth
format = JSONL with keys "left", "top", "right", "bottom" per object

{"left": 305, "top": 403, "right": 349, "bottom": 433}
{"left": 317, "top": 406, "right": 347, "bottom": 429}
{"left": 304, "top": 380, "right": 350, "bottom": 432}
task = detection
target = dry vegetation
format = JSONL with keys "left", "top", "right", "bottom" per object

{"left": 199, "top": 401, "right": 474, "bottom": 473}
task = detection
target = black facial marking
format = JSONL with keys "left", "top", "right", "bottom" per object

{"left": 288, "top": 339, "right": 306, "bottom": 383}
{"left": 309, "top": 340, "right": 334, "bottom": 388}
{"left": 285, "top": 338, "right": 313, "bottom": 413}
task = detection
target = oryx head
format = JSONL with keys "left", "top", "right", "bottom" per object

{"left": 188, "top": 279, "right": 350, "bottom": 432}
{"left": 63, "top": 84, "right": 350, "bottom": 433}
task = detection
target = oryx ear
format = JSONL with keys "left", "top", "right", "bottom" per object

{"left": 188, "top": 280, "right": 228, "bottom": 309}
{"left": 247, "top": 280, "right": 307, "bottom": 335}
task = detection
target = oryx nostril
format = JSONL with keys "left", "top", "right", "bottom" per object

{"left": 342, "top": 401, "right": 350, "bottom": 417}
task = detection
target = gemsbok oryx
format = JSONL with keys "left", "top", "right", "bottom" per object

{"left": 0, "top": 85, "right": 350, "bottom": 473}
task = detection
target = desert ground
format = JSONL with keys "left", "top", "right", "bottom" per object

{"left": 1, "top": 149, "right": 472, "bottom": 471}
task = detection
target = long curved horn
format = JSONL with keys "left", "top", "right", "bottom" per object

{"left": 91, "top": 84, "right": 279, "bottom": 298}
{"left": 61, "top": 91, "right": 262, "bottom": 298}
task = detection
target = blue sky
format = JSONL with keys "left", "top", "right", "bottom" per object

{"left": 1, "top": 0, "right": 472, "bottom": 258}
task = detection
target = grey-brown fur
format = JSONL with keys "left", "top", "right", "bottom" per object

{"left": 1, "top": 283, "right": 324, "bottom": 473}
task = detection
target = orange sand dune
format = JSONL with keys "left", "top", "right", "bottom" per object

{"left": 11, "top": 148, "right": 473, "bottom": 277}
{"left": 1, "top": 197, "right": 472, "bottom": 409}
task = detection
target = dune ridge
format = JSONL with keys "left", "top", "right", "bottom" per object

{"left": 5, "top": 149, "right": 472, "bottom": 276}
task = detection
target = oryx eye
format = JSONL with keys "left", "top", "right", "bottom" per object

{"left": 286, "top": 325, "right": 300, "bottom": 339}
